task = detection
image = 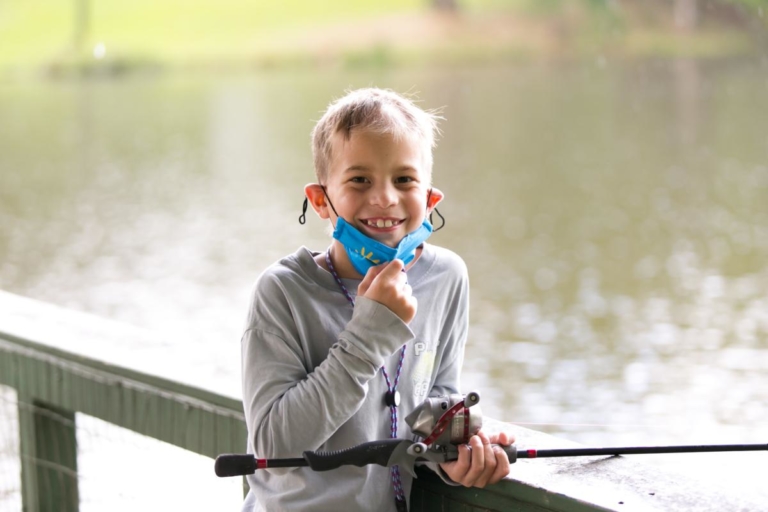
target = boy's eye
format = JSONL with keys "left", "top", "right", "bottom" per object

{"left": 395, "top": 176, "right": 416, "bottom": 184}
{"left": 350, "top": 177, "right": 369, "bottom": 184}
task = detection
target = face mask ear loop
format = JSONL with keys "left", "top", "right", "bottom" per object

{"left": 299, "top": 197, "right": 308, "bottom": 225}
{"left": 320, "top": 185, "right": 341, "bottom": 218}
{"left": 430, "top": 208, "right": 446, "bottom": 231}
{"left": 426, "top": 188, "right": 446, "bottom": 232}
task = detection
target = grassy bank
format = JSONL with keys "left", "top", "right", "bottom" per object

{"left": 1, "top": 0, "right": 766, "bottom": 78}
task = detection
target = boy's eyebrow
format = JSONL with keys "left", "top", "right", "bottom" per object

{"left": 342, "top": 165, "right": 371, "bottom": 173}
{"left": 341, "top": 164, "right": 419, "bottom": 174}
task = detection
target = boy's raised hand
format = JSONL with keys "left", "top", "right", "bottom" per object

{"left": 439, "top": 430, "right": 514, "bottom": 488}
{"left": 358, "top": 260, "right": 417, "bottom": 324}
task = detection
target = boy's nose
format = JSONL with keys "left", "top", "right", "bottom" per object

{"left": 369, "top": 183, "right": 398, "bottom": 208}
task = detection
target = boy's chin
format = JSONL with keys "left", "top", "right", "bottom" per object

{"left": 376, "top": 231, "right": 410, "bottom": 247}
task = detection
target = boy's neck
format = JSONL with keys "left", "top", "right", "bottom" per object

{"left": 327, "top": 242, "right": 363, "bottom": 279}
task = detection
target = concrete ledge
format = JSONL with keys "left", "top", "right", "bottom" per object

{"left": 0, "top": 290, "right": 241, "bottom": 399}
{"left": 429, "top": 417, "right": 767, "bottom": 512}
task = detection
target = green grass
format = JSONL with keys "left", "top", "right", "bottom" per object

{"left": 1, "top": 0, "right": 765, "bottom": 76}
{"left": 0, "top": 0, "right": 422, "bottom": 72}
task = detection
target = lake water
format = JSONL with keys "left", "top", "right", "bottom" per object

{"left": 1, "top": 58, "right": 767, "bottom": 506}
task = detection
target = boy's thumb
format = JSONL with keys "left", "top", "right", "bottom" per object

{"left": 359, "top": 262, "right": 388, "bottom": 292}
{"left": 376, "top": 259, "right": 404, "bottom": 280}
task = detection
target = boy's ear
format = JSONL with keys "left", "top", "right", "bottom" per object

{"left": 427, "top": 187, "right": 444, "bottom": 213}
{"left": 304, "top": 183, "right": 330, "bottom": 219}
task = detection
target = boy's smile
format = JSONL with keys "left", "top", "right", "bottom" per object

{"left": 361, "top": 217, "right": 406, "bottom": 231}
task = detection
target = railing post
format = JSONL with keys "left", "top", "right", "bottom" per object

{"left": 18, "top": 394, "right": 79, "bottom": 512}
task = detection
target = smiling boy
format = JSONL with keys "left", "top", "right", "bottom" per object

{"left": 240, "top": 88, "right": 513, "bottom": 512}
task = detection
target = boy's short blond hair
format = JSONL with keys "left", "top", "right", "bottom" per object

{"left": 311, "top": 88, "right": 441, "bottom": 184}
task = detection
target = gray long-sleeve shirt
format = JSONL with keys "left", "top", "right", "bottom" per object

{"left": 241, "top": 244, "right": 469, "bottom": 512}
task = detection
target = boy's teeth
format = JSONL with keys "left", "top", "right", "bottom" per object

{"left": 370, "top": 219, "right": 395, "bottom": 228}
{"left": 384, "top": 220, "right": 393, "bottom": 228}
{"left": 376, "top": 220, "right": 384, "bottom": 228}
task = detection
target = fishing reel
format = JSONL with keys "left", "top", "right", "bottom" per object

{"left": 404, "top": 391, "right": 483, "bottom": 461}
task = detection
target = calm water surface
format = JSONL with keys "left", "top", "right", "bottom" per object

{"left": 1, "top": 59, "right": 767, "bottom": 501}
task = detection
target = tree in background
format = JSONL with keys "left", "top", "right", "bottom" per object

{"left": 74, "top": 0, "right": 90, "bottom": 54}
{"left": 432, "top": 0, "right": 458, "bottom": 11}
{"left": 674, "top": 0, "right": 698, "bottom": 31}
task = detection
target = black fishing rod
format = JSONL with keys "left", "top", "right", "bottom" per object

{"left": 516, "top": 443, "right": 768, "bottom": 459}
{"left": 215, "top": 440, "right": 768, "bottom": 477}
{"left": 215, "top": 392, "right": 768, "bottom": 478}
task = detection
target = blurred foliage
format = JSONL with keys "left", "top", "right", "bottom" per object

{"left": 725, "top": 0, "right": 768, "bottom": 8}
{"left": 461, "top": 0, "right": 768, "bottom": 11}
{"left": 0, "top": 0, "right": 765, "bottom": 77}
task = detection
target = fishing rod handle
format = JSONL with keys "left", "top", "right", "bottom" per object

{"left": 215, "top": 454, "right": 308, "bottom": 477}
{"left": 303, "top": 439, "right": 406, "bottom": 471}
{"left": 500, "top": 445, "right": 518, "bottom": 464}
{"left": 215, "top": 454, "right": 257, "bottom": 477}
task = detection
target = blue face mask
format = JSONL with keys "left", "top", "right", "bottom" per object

{"left": 332, "top": 217, "right": 433, "bottom": 276}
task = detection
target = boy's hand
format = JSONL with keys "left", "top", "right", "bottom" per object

{"left": 358, "top": 260, "right": 417, "bottom": 324}
{"left": 439, "top": 430, "right": 514, "bottom": 488}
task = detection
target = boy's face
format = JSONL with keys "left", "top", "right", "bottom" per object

{"left": 321, "top": 129, "right": 437, "bottom": 248}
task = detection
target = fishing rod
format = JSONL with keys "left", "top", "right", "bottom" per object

{"left": 215, "top": 391, "right": 768, "bottom": 478}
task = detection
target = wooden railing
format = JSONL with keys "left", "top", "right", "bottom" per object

{"left": 0, "top": 318, "right": 245, "bottom": 509}
{"left": 0, "top": 290, "right": 762, "bottom": 512}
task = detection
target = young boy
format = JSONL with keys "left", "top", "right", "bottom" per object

{"left": 240, "top": 88, "right": 513, "bottom": 512}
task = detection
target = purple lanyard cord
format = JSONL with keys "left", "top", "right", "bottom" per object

{"left": 325, "top": 251, "right": 408, "bottom": 508}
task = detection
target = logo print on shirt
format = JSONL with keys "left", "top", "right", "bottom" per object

{"left": 411, "top": 341, "right": 435, "bottom": 403}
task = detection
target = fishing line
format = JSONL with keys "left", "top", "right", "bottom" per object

{"left": 511, "top": 421, "right": 670, "bottom": 429}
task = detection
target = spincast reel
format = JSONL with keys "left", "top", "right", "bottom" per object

{"left": 404, "top": 391, "right": 482, "bottom": 461}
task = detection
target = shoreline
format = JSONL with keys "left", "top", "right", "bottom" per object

{"left": 1, "top": 8, "right": 766, "bottom": 82}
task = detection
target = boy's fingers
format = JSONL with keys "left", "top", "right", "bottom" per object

{"left": 445, "top": 430, "right": 513, "bottom": 489}
{"left": 497, "top": 431, "right": 515, "bottom": 446}
{"left": 489, "top": 446, "right": 511, "bottom": 484}
{"left": 461, "top": 435, "right": 485, "bottom": 487}
{"left": 372, "top": 259, "right": 405, "bottom": 284}
{"left": 358, "top": 263, "right": 388, "bottom": 296}
{"left": 365, "top": 260, "right": 406, "bottom": 296}
{"left": 476, "top": 436, "right": 498, "bottom": 488}
{"left": 363, "top": 263, "right": 388, "bottom": 283}
{"left": 453, "top": 445, "right": 472, "bottom": 486}
{"left": 358, "top": 259, "right": 417, "bottom": 323}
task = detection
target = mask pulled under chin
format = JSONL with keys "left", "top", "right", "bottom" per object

{"left": 332, "top": 217, "right": 433, "bottom": 276}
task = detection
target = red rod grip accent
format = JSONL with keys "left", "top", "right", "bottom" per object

{"left": 527, "top": 449, "right": 538, "bottom": 458}
{"left": 257, "top": 459, "right": 268, "bottom": 469}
